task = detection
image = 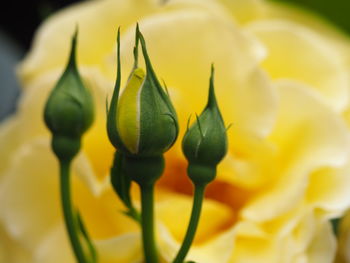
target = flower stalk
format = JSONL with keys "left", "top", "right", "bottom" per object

{"left": 60, "top": 160, "right": 90, "bottom": 263}
{"left": 173, "top": 66, "right": 228, "bottom": 263}
{"left": 140, "top": 183, "right": 158, "bottom": 263}
{"left": 106, "top": 25, "right": 179, "bottom": 263}
{"left": 172, "top": 184, "right": 205, "bottom": 263}
{"left": 44, "top": 30, "right": 96, "bottom": 263}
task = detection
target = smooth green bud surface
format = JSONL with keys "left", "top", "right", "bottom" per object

{"left": 51, "top": 136, "right": 81, "bottom": 161}
{"left": 108, "top": 26, "right": 178, "bottom": 157}
{"left": 122, "top": 155, "right": 165, "bottom": 186}
{"left": 116, "top": 67, "right": 177, "bottom": 156}
{"left": 44, "top": 32, "right": 93, "bottom": 160}
{"left": 187, "top": 163, "right": 216, "bottom": 185}
{"left": 44, "top": 32, "right": 94, "bottom": 140}
{"left": 182, "top": 66, "right": 227, "bottom": 184}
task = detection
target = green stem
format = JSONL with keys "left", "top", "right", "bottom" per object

{"left": 172, "top": 184, "right": 206, "bottom": 263}
{"left": 140, "top": 183, "right": 159, "bottom": 263}
{"left": 60, "top": 160, "right": 88, "bottom": 263}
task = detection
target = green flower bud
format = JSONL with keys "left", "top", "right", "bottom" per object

{"left": 107, "top": 26, "right": 178, "bottom": 157}
{"left": 44, "top": 31, "right": 94, "bottom": 160}
{"left": 182, "top": 66, "right": 228, "bottom": 185}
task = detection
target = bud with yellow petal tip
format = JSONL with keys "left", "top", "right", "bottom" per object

{"left": 107, "top": 26, "right": 178, "bottom": 159}
{"left": 107, "top": 26, "right": 179, "bottom": 263}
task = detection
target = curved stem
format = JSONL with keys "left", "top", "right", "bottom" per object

{"left": 172, "top": 184, "right": 206, "bottom": 263}
{"left": 60, "top": 160, "right": 88, "bottom": 263}
{"left": 140, "top": 183, "right": 159, "bottom": 263}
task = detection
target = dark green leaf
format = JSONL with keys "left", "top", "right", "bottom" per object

{"left": 110, "top": 151, "right": 140, "bottom": 223}
{"left": 75, "top": 210, "right": 98, "bottom": 263}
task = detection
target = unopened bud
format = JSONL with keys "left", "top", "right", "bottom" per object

{"left": 44, "top": 31, "right": 94, "bottom": 160}
{"left": 107, "top": 26, "right": 178, "bottom": 158}
{"left": 182, "top": 66, "right": 228, "bottom": 185}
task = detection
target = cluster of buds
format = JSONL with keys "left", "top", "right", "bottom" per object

{"left": 44, "top": 25, "right": 229, "bottom": 263}
{"left": 106, "top": 26, "right": 228, "bottom": 263}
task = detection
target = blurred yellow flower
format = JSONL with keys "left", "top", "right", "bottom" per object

{"left": 2, "top": 0, "right": 350, "bottom": 262}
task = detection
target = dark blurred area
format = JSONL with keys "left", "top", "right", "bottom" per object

{"left": 0, "top": 0, "right": 349, "bottom": 121}
{"left": 0, "top": 0, "right": 80, "bottom": 50}
{"left": 271, "top": 0, "right": 350, "bottom": 35}
{"left": 1, "top": 0, "right": 350, "bottom": 51}
{"left": 1, "top": 0, "right": 350, "bottom": 50}
{"left": 0, "top": 0, "right": 80, "bottom": 121}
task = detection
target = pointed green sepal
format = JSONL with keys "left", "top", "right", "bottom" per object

{"left": 110, "top": 151, "right": 140, "bottom": 222}
{"left": 75, "top": 211, "right": 98, "bottom": 263}
{"left": 136, "top": 26, "right": 178, "bottom": 124}
{"left": 107, "top": 28, "right": 126, "bottom": 151}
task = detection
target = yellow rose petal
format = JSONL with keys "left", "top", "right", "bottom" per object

{"left": 0, "top": 138, "right": 61, "bottom": 250}
{"left": 218, "top": 129, "right": 277, "bottom": 189}
{"left": 306, "top": 163, "right": 350, "bottom": 217}
{"left": 165, "top": 0, "right": 233, "bottom": 21}
{"left": 219, "top": 0, "right": 267, "bottom": 24}
{"left": 159, "top": 223, "right": 236, "bottom": 263}
{"left": 34, "top": 224, "right": 142, "bottom": 263}
{"left": 306, "top": 221, "right": 336, "bottom": 263}
{"left": 265, "top": 0, "right": 350, "bottom": 65}
{"left": 155, "top": 190, "right": 234, "bottom": 244}
{"left": 0, "top": 117, "right": 21, "bottom": 176}
{"left": 229, "top": 235, "right": 280, "bottom": 263}
{"left": 95, "top": 233, "right": 142, "bottom": 263}
{"left": 18, "top": 0, "right": 157, "bottom": 84}
{"left": 79, "top": 68, "right": 115, "bottom": 180}
{"left": 243, "top": 80, "right": 350, "bottom": 222}
{"left": 265, "top": 0, "right": 337, "bottom": 35}
{"left": 74, "top": 184, "right": 139, "bottom": 240}
{"left": 0, "top": 225, "right": 31, "bottom": 263}
{"left": 248, "top": 20, "right": 350, "bottom": 112}
{"left": 33, "top": 224, "right": 74, "bottom": 263}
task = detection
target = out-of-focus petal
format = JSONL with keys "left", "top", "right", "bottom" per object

{"left": 18, "top": 0, "right": 157, "bottom": 83}
{"left": 306, "top": 221, "right": 336, "bottom": 263}
{"left": 0, "top": 138, "right": 61, "bottom": 250}
{"left": 95, "top": 233, "right": 142, "bottom": 263}
{"left": 247, "top": 20, "right": 350, "bottom": 112}
{"left": 263, "top": 1, "right": 350, "bottom": 67}
{"left": 0, "top": 117, "right": 21, "bottom": 176}
{"left": 306, "top": 162, "right": 350, "bottom": 217}
{"left": 242, "top": 80, "right": 350, "bottom": 222}
{"left": 0, "top": 225, "right": 31, "bottom": 263}
{"left": 219, "top": 0, "right": 267, "bottom": 24}
{"left": 35, "top": 224, "right": 142, "bottom": 263}
{"left": 158, "top": 223, "right": 237, "bottom": 263}
{"left": 33, "top": 224, "right": 74, "bottom": 263}
{"left": 155, "top": 190, "right": 234, "bottom": 244}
